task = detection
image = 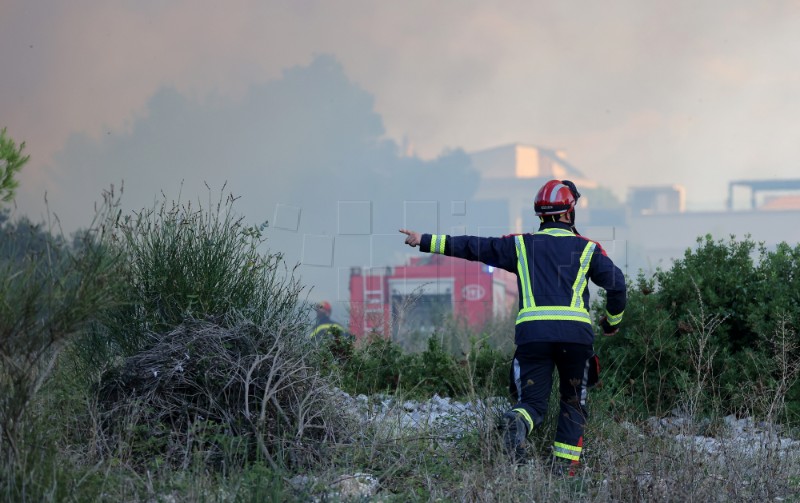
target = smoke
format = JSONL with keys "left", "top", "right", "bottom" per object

{"left": 43, "top": 54, "right": 483, "bottom": 305}
{"left": 5, "top": 1, "right": 800, "bottom": 222}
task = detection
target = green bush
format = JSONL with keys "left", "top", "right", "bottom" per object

{"left": 62, "top": 189, "right": 350, "bottom": 472}
{"left": 597, "top": 234, "right": 800, "bottom": 422}
{"left": 0, "top": 191, "right": 124, "bottom": 501}
{"left": 0, "top": 128, "right": 28, "bottom": 203}
{"left": 333, "top": 335, "right": 406, "bottom": 395}
{"left": 331, "top": 333, "right": 509, "bottom": 400}
{"left": 74, "top": 189, "right": 301, "bottom": 370}
{"left": 462, "top": 337, "right": 511, "bottom": 398}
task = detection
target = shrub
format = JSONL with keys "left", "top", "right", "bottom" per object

{"left": 335, "top": 335, "right": 405, "bottom": 396}
{"left": 0, "top": 190, "right": 123, "bottom": 464}
{"left": 331, "top": 333, "right": 509, "bottom": 400}
{"left": 63, "top": 188, "right": 346, "bottom": 472}
{"left": 96, "top": 318, "right": 353, "bottom": 470}
{"left": 461, "top": 337, "right": 510, "bottom": 398}
{"left": 597, "top": 234, "right": 800, "bottom": 422}
{"left": 595, "top": 272, "right": 688, "bottom": 418}
{"left": 0, "top": 128, "right": 28, "bottom": 203}
{"left": 74, "top": 188, "right": 300, "bottom": 371}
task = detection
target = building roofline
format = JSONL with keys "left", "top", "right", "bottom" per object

{"left": 469, "top": 142, "right": 585, "bottom": 178}
{"left": 728, "top": 178, "right": 800, "bottom": 209}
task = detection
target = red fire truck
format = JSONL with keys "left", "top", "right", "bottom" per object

{"left": 348, "top": 254, "right": 518, "bottom": 340}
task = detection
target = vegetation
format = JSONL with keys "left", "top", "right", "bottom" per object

{"left": 72, "top": 189, "right": 286, "bottom": 369}
{"left": 0, "top": 189, "right": 124, "bottom": 498}
{"left": 0, "top": 128, "right": 28, "bottom": 203}
{"left": 325, "top": 334, "right": 509, "bottom": 400}
{"left": 597, "top": 235, "right": 800, "bottom": 422}
{"left": 0, "top": 145, "right": 798, "bottom": 501}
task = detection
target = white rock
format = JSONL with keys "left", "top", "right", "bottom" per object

{"left": 330, "top": 472, "right": 379, "bottom": 500}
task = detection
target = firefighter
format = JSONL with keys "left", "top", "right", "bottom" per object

{"left": 310, "top": 301, "right": 349, "bottom": 340}
{"left": 399, "top": 179, "right": 626, "bottom": 473}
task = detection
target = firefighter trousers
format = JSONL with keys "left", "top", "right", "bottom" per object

{"left": 507, "top": 341, "right": 594, "bottom": 462}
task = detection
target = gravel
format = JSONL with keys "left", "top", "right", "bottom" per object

{"left": 336, "top": 390, "right": 508, "bottom": 435}
{"left": 337, "top": 389, "right": 800, "bottom": 459}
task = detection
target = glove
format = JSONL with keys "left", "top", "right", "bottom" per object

{"left": 599, "top": 316, "right": 619, "bottom": 336}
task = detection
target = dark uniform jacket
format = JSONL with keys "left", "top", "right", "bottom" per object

{"left": 419, "top": 221, "right": 626, "bottom": 346}
{"left": 311, "top": 315, "right": 348, "bottom": 339}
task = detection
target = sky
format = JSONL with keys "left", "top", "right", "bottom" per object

{"left": 3, "top": 0, "right": 800, "bottom": 305}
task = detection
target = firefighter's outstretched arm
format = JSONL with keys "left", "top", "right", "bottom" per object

{"left": 399, "top": 229, "right": 517, "bottom": 272}
{"left": 399, "top": 229, "right": 421, "bottom": 247}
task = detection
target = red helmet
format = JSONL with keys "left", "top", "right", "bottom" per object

{"left": 316, "top": 301, "right": 332, "bottom": 315}
{"left": 534, "top": 180, "right": 579, "bottom": 216}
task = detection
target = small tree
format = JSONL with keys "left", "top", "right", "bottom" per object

{"left": 0, "top": 188, "right": 124, "bottom": 463}
{"left": 0, "top": 128, "right": 28, "bottom": 203}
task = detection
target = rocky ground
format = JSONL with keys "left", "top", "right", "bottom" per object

{"left": 343, "top": 390, "right": 800, "bottom": 458}
{"left": 292, "top": 391, "right": 800, "bottom": 501}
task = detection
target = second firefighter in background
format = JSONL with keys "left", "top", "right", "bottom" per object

{"left": 311, "top": 301, "right": 349, "bottom": 340}
{"left": 400, "top": 179, "right": 626, "bottom": 471}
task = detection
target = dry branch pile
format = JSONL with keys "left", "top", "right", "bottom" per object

{"left": 96, "top": 318, "right": 353, "bottom": 469}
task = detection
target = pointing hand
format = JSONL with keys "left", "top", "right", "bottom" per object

{"left": 399, "top": 229, "right": 421, "bottom": 247}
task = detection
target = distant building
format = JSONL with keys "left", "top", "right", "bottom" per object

{"left": 470, "top": 144, "right": 597, "bottom": 232}
{"left": 625, "top": 208, "right": 800, "bottom": 274}
{"left": 463, "top": 146, "right": 800, "bottom": 284}
{"left": 761, "top": 195, "right": 800, "bottom": 211}
{"left": 728, "top": 179, "right": 800, "bottom": 210}
{"left": 625, "top": 178, "right": 800, "bottom": 275}
{"left": 628, "top": 185, "right": 686, "bottom": 215}
{"left": 470, "top": 143, "right": 587, "bottom": 180}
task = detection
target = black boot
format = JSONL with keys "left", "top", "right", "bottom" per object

{"left": 502, "top": 411, "right": 529, "bottom": 463}
{"left": 548, "top": 455, "right": 579, "bottom": 477}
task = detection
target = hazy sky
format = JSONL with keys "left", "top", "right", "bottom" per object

{"left": 5, "top": 1, "right": 800, "bottom": 212}
{"left": 3, "top": 0, "right": 800, "bottom": 304}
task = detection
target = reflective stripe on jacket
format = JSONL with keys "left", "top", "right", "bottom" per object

{"left": 311, "top": 320, "right": 348, "bottom": 339}
{"left": 419, "top": 221, "right": 626, "bottom": 345}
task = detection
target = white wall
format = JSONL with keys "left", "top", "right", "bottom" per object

{"left": 623, "top": 209, "right": 800, "bottom": 275}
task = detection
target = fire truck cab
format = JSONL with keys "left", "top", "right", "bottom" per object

{"left": 349, "top": 254, "right": 517, "bottom": 340}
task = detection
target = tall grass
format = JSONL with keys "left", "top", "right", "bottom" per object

{"left": 0, "top": 187, "right": 124, "bottom": 499}
{"left": 74, "top": 187, "right": 303, "bottom": 370}
{"left": 65, "top": 187, "right": 359, "bottom": 472}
